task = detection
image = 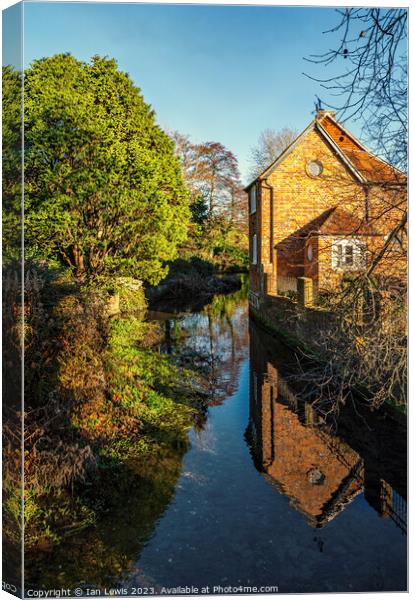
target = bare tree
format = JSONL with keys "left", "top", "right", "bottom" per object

{"left": 305, "top": 7, "right": 407, "bottom": 170}
{"left": 294, "top": 8, "right": 408, "bottom": 412}
{"left": 248, "top": 127, "right": 298, "bottom": 181}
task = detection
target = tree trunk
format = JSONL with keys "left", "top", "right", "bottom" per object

{"left": 209, "top": 175, "right": 215, "bottom": 215}
{"left": 72, "top": 246, "right": 85, "bottom": 281}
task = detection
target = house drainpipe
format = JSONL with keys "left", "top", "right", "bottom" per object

{"left": 261, "top": 177, "right": 275, "bottom": 293}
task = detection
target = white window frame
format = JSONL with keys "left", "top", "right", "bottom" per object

{"left": 252, "top": 233, "right": 257, "bottom": 265}
{"left": 332, "top": 238, "right": 367, "bottom": 271}
{"left": 250, "top": 184, "right": 257, "bottom": 214}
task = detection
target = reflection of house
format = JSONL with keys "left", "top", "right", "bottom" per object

{"left": 246, "top": 110, "right": 406, "bottom": 296}
{"left": 248, "top": 355, "right": 363, "bottom": 527}
{"left": 247, "top": 322, "right": 407, "bottom": 532}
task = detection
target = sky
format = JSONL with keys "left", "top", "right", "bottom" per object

{"left": 6, "top": 2, "right": 357, "bottom": 182}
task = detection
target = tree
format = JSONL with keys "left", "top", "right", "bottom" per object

{"left": 248, "top": 127, "right": 298, "bottom": 181}
{"left": 306, "top": 8, "right": 407, "bottom": 171}
{"left": 24, "top": 54, "right": 190, "bottom": 285}
{"left": 171, "top": 131, "right": 209, "bottom": 225}
{"left": 192, "top": 141, "right": 240, "bottom": 216}
{"left": 300, "top": 9, "right": 408, "bottom": 412}
{"left": 2, "top": 65, "right": 22, "bottom": 258}
{"left": 172, "top": 132, "right": 248, "bottom": 268}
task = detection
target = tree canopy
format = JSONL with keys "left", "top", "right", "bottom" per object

{"left": 2, "top": 65, "right": 22, "bottom": 258}
{"left": 24, "top": 54, "right": 190, "bottom": 284}
{"left": 172, "top": 132, "right": 248, "bottom": 269}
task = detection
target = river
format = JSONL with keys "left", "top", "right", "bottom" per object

{"left": 26, "top": 283, "right": 407, "bottom": 594}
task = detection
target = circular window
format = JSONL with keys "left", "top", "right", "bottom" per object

{"left": 308, "top": 468, "right": 325, "bottom": 485}
{"left": 307, "top": 244, "right": 313, "bottom": 262}
{"left": 306, "top": 160, "right": 323, "bottom": 178}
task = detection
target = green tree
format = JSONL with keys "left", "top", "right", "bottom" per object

{"left": 2, "top": 65, "right": 23, "bottom": 258}
{"left": 25, "top": 54, "right": 190, "bottom": 284}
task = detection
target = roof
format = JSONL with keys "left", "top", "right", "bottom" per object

{"left": 314, "top": 206, "right": 380, "bottom": 237}
{"left": 317, "top": 114, "right": 404, "bottom": 183}
{"left": 245, "top": 110, "right": 405, "bottom": 190}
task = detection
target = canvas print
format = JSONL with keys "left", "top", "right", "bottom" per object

{"left": 2, "top": 2, "right": 407, "bottom": 597}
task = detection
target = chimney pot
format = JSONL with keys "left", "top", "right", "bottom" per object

{"left": 316, "top": 109, "right": 336, "bottom": 119}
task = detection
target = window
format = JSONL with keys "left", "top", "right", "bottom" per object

{"left": 252, "top": 233, "right": 257, "bottom": 265}
{"left": 250, "top": 184, "right": 256, "bottom": 214}
{"left": 306, "top": 160, "right": 323, "bottom": 178}
{"left": 345, "top": 245, "right": 353, "bottom": 265}
{"left": 332, "top": 239, "right": 367, "bottom": 270}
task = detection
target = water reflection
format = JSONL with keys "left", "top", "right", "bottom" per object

{"left": 25, "top": 284, "right": 250, "bottom": 592}
{"left": 24, "top": 283, "right": 407, "bottom": 593}
{"left": 247, "top": 321, "right": 407, "bottom": 534}
{"left": 148, "top": 279, "right": 249, "bottom": 407}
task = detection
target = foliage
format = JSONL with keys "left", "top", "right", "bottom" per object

{"left": 298, "top": 276, "right": 407, "bottom": 413}
{"left": 2, "top": 66, "right": 22, "bottom": 258}
{"left": 167, "top": 256, "right": 215, "bottom": 278}
{"left": 172, "top": 131, "right": 248, "bottom": 271}
{"left": 116, "top": 277, "right": 147, "bottom": 312}
{"left": 3, "top": 264, "right": 203, "bottom": 550}
{"left": 24, "top": 54, "right": 190, "bottom": 284}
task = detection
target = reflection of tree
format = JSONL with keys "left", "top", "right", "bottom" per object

{"left": 197, "top": 295, "right": 249, "bottom": 405}
{"left": 25, "top": 449, "right": 184, "bottom": 591}
{"left": 155, "top": 283, "right": 249, "bottom": 407}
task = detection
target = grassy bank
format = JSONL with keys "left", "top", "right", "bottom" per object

{"left": 3, "top": 264, "right": 207, "bottom": 553}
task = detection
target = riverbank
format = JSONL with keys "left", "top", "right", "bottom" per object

{"left": 146, "top": 257, "right": 244, "bottom": 305}
{"left": 3, "top": 264, "right": 212, "bottom": 557}
{"left": 249, "top": 300, "right": 407, "bottom": 420}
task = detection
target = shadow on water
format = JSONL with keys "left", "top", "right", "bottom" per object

{"left": 25, "top": 451, "right": 187, "bottom": 591}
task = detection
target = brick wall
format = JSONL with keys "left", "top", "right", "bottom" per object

{"left": 249, "top": 291, "right": 337, "bottom": 351}
{"left": 266, "top": 127, "right": 365, "bottom": 282}
{"left": 247, "top": 122, "right": 406, "bottom": 294}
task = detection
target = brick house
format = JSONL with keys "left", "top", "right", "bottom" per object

{"left": 246, "top": 110, "right": 406, "bottom": 298}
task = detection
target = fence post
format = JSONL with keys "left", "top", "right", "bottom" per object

{"left": 297, "top": 277, "right": 313, "bottom": 307}
{"left": 264, "top": 272, "right": 275, "bottom": 295}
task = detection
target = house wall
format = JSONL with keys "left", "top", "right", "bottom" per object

{"left": 265, "top": 127, "right": 365, "bottom": 285}
{"left": 303, "top": 236, "right": 319, "bottom": 288}
{"left": 249, "top": 191, "right": 261, "bottom": 293}
{"left": 248, "top": 123, "right": 406, "bottom": 294}
{"left": 249, "top": 182, "right": 276, "bottom": 294}
{"left": 315, "top": 235, "right": 384, "bottom": 292}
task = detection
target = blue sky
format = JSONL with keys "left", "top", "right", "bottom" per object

{"left": 13, "top": 2, "right": 354, "bottom": 182}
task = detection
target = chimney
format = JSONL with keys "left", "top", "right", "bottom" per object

{"left": 316, "top": 109, "right": 336, "bottom": 120}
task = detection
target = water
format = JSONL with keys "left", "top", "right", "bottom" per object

{"left": 26, "top": 287, "right": 407, "bottom": 594}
